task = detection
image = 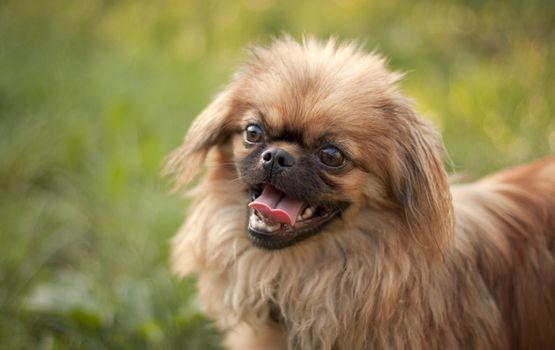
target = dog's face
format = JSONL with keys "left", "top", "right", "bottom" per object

{"left": 233, "top": 110, "right": 359, "bottom": 249}
{"left": 167, "top": 37, "right": 453, "bottom": 253}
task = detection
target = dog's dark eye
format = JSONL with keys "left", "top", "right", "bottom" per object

{"left": 318, "top": 146, "right": 345, "bottom": 168}
{"left": 244, "top": 124, "right": 263, "bottom": 144}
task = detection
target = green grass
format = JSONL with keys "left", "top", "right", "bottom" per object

{"left": 1, "top": 0, "right": 554, "bottom": 348}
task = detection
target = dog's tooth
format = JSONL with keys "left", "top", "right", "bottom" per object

{"left": 301, "top": 206, "right": 314, "bottom": 219}
{"left": 253, "top": 219, "right": 265, "bottom": 230}
{"left": 249, "top": 213, "right": 258, "bottom": 227}
{"left": 249, "top": 210, "right": 281, "bottom": 232}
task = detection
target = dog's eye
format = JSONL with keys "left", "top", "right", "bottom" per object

{"left": 318, "top": 146, "right": 345, "bottom": 168}
{"left": 244, "top": 124, "right": 263, "bottom": 144}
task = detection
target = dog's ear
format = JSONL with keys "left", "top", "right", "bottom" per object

{"left": 164, "top": 84, "right": 242, "bottom": 191}
{"left": 388, "top": 100, "right": 454, "bottom": 253}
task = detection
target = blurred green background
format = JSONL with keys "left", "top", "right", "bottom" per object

{"left": 1, "top": 0, "right": 554, "bottom": 349}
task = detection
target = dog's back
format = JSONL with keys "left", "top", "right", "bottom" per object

{"left": 452, "top": 157, "right": 555, "bottom": 349}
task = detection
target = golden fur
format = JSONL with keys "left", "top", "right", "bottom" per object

{"left": 166, "top": 37, "right": 555, "bottom": 349}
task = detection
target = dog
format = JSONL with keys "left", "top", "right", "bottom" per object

{"left": 165, "top": 36, "right": 555, "bottom": 349}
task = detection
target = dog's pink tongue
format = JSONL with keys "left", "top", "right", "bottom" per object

{"left": 248, "top": 184, "right": 304, "bottom": 226}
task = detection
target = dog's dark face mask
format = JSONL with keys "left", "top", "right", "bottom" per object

{"left": 234, "top": 119, "right": 352, "bottom": 250}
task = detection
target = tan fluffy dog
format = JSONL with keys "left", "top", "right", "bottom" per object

{"left": 166, "top": 37, "right": 555, "bottom": 349}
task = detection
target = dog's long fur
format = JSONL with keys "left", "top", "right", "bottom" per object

{"left": 166, "top": 37, "right": 555, "bottom": 349}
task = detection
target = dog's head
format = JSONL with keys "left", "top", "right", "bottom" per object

{"left": 166, "top": 37, "right": 453, "bottom": 253}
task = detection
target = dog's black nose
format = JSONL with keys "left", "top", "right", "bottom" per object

{"left": 261, "top": 148, "right": 295, "bottom": 172}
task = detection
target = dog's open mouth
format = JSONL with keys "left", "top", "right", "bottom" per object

{"left": 246, "top": 184, "right": 344, "bottom": 249}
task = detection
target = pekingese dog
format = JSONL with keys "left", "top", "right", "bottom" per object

{"left": 165, "top": 36, "right": 555, "bottom": 349}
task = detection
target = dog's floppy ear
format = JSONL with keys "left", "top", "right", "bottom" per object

{"left": 164, "top": 84, "right": 242, "bottom": 191}
{"left": 388, "top": 100, "right": 454, "bottom": 253}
